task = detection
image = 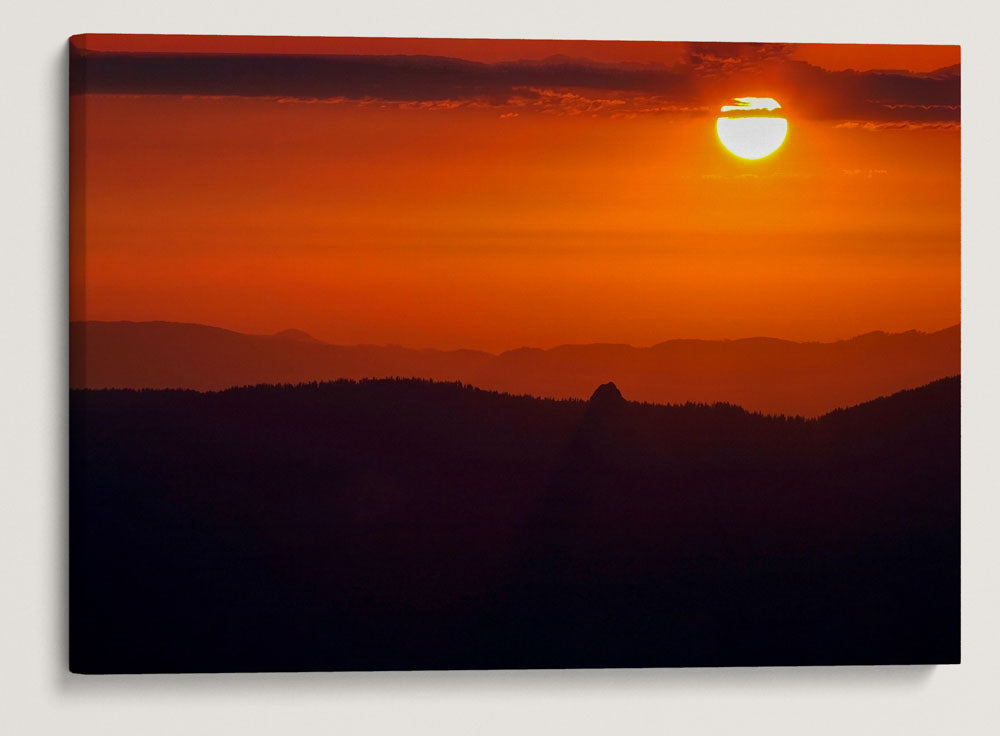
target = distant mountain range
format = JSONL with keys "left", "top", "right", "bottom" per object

{"left": 70, "top": 320, "right": 960, "bottom": 416}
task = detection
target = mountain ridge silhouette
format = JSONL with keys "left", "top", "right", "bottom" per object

{"left": 70, "top": 320, "right": 960, "bottom": 417}
{"left": 71, "top": 374, "right": 959, "bottom": 672}
{"left": 270, "top": 327, "right": 325, "bottom": 343}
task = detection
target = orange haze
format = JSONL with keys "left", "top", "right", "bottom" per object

{"left": 70, "top": 36, "right": 959, "bottom": 352}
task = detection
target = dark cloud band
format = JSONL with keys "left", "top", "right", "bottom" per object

{"left": 69, "top": 42, "right": 959, "bottom": 124}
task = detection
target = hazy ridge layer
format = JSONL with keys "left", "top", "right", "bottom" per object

{"left": 72, "top": 321, "right": 960, "bottom": 417}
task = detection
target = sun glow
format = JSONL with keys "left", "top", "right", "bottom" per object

{"left": 716, "top": 97, "right": 788, "bottom": 160}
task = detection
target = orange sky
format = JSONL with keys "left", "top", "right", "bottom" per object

{"left": 73, "top": 34, "right": 959, "bottom": 72}
{"left": 70, "top": 36, "right": 959, "bottom": 351}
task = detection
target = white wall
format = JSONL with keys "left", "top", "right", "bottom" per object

{"left": 2, "top": 1, "right": 998, "bottom": 733}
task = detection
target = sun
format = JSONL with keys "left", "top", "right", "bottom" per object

{"left": 716, "top": 97, "right": 788, "bottom": 160}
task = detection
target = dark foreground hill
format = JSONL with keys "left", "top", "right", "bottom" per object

{"left": 71, "top": 320, "right": 960, "bottom": 416}
{"left": 70, "top": 377, "right": 959, "bottom": 672}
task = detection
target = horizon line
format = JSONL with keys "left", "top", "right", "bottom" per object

{"left": 71, "top": 318, "right": 962, "bottom": 356}
{"left": 70, "top": 372, "right": 962, "bottom": 423}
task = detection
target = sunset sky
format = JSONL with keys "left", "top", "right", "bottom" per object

{"left": 70, "top": 35, "right": 959, "bottom": 352}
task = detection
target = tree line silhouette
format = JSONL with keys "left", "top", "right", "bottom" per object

{"left": 70, "top": 376, "right": 959, "bottom": 672}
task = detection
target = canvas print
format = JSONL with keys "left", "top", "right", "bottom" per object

{"left": 69, "top": 34, "right": 960, "bottom": 672}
